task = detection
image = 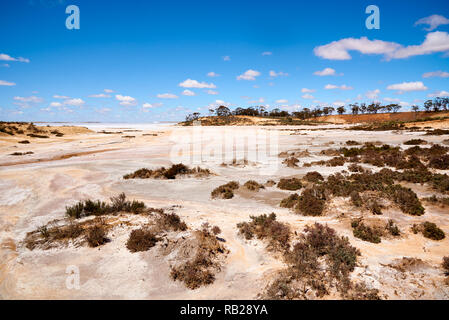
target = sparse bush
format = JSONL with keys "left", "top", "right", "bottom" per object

{"left": 170, "top": 252, "right": 215, "bottom": 289}
{"left": 280, "top": 193, "right": 299, "bottom": 208}
{"left": 387, "top": 185, "right": 424, "bottom": 216}
{"left": 296, "top": 187, "right": 325, "bottom": 216}
{"left": 155, "top": 212, "right": 187, "bottom": 232}
{"left": 211, "top": 181, "right": 239, "bottom": 199}
{"left": 303, "top": 171, "right": 323, "bottom": 183}
{"left": 404, "top": 139, "right": 427, "bottom": 145}
{"left": 386, "top": 219, "right": 400, "bottom": 236}
{"left": 442, "top": 257, "right": 449, "bottom": 275}
{"left": 277, "top": 178, "right": 303, "bottom": 191}
{"left": 283, "top": 157, "right": 299, "bottom": 168}
{"left": 126, "top": 228, "right": 160, "bottom": 252}
{"left": 123, "top": 164, "right": 211, "bottom": 179}
{"left": 18, "top": 140, "right": 30, "bottom": 144}
{"left": 351, "top": 219, "right": 381, "bottom": 244}
{"left": 422, "top": 222, "right": 445, "bottom": 240}
{"left": 346, "top": 140, "right": 361, "bottom": 146}
{"left": 243, "top": 180, "right": 265, "bottom": 191}
{"left": 350, "top": 191, "right": 362, "bottom": 207}
{"left": 86, "top": 224, "right": 108, "bottom": 247}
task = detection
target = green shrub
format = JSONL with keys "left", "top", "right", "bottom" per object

{"left": 211, "top": 181, "right": 239, "bottom": 199}
{"left": 351, "top": 220, "right": 381, "bottom": 244}
{"left": 422, "top": 222, "right": 445, "bottom": 240}
{"left": 243, "top": 180, "right": 265, "bottom": 191}
{"left": 280, "top": 194, "right": 299, "bottom": 208}
{"left": 303, "top": 171, "right": 324, "bottom": 183}
{"left": 296, "top": 188, "right": 325, "bottom": 216}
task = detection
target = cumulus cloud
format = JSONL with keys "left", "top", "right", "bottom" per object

{"left": 333, "top": 101, "right": 346, "bottom": 107}
{"left": 207, "top": 90, "right": 218, "bottom": 95}
{"left": 269, "top": 70, "right": 288, "bottom": 77}
{"left": 237, "top": 69, "right": 261, "bottom": 81}
{"left": 157, "top": 93, "right": 178, "bottom": 99}
{"left": 14, "top": 96, "right": 43, "bottom": 103}
{"left": 182, "top": 89, "right": 195, "bottom": 96}
{"left": 314, "top": 32, "right": 449, "bottom": 61}
{"left": 116, "top": 94, "right": 137, "bottom": 106}
{"left": 262, "top": 51, "right": 272, "bottom": 56}
{"left": 179, "top": 79, "right": 216, "bottom": 89}
{"left": 415, "top": 14, "right": 449, "bottom": 31}
{"left": 64, "top": 98, "right": 85, "bottom": 106}
{"left": 53, "top": 95, "right": 70, "bottom": 99}
{"left": 313, "top": 68, "right": 337, "bottom": 76}
{"left": 386, "top": 81, "right": 428, "bottom": 93}
{"left": 207, "top": 72, "right": 219, "bottom": 77}
{"left": 142, "top": 102, "right": 163, "bottom": 109}
{"left": 301, "top": 88, "right": 315, "bottom": 93}
{"left": 366, "top": 89, "right": 380, "bottom": 100}
{"left": 324, "top": 84, "right": 353, "bottom": 90}
{"left": 0, "top": 80, "right": 15, "bottom": 86}
{"left": 0, "top": 53, "right": 30, "bottom": 63}
{"left": 104, "top": 89, "right": 114, "bottom": 93}
{"left": 49, "top": 102, "right": 62, "bottom": 107}
{"left": 302, "top": 94, "right": 314, "bottom": 99}
{"left": 89, "top": 93, "right": 111, "bottom": 98}
{"left": 427, "top": 90, "right": 449, "bottom": 97}
{"left": 275, "top": 99, "right": 288, "bottom": 104}
{"left": 422, "top": 70, "right": 449, "bottom": 78}
{"left": 389, "top": 31, "right": 449, "bottom": 59}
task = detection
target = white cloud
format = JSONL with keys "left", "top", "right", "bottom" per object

{"left": 301, "top": 88, "right": 315, "bottom": 93}
{"left": 422, "top": 70, "right": 449, "bottom": 78}
{"left": 14, "top": 96, "right": 43, "bottom": 103}
{"left": 207, "top": 90, "right": 218, "bottom": 95}
{"left": 269, "top": 70, "right": 288, "bottom": 77}
{"left": 53, "top": 95, "right": 70, "bottom": 99}
{"left": 237, "top": 69, "right": 261, "bottom": 81}
{"left": 276, "top": 99, "right": 288, "bottom": 104}
{"left": 104, "top": 89, "right": 114, "bottom": 93}
{"left": 96, "top": 108, "right": 111, "bottom": 114}
{"left": 314, "top": 68, "right": 337, "bottom": 76}
{"left": 333, "top": 101, "right": 346, "bottom": 107}
{"left": 157, "top": 93, "right": 178, "bottom": 99}
{"left": 0, "top": 53, "right": 30, "bottom": 63}
{"left": 389, "top": 31, "right": 449, "bottom": 59}
{"left": 223, "top": 56, "right": 230, "bottom": 61}
{"left": 427, "top": 90, "right": 449, "bottom": 97}
{"left": 50, "top": 102, "right": 62, "bottom": 107}
{"left": 0, "top": 80, "right": 15, "bottom": 86}
{"left": 116, "top": 94, "right": 137, "bottom": 106}
{"left": 207, "top": 99, "right": 231, "bottom": 109}
{"left": 64, "top": 98, "right": 85, "bottom": 106}
{"left": 207, "top": 72, "right": 219, "bottom": 77}
{"left": 89, "top": 93, "right": 111, "bottom": 98}
{"left": 415, "top": 14, "right": 449, "bottom": 31}
{"left": 325, "top": 84, "right": 353, "bottom": 90}
{"left": 249, "top": 97, "right": 265, "bottom": 104}
{"left": 302, "top": 94, "right": 314, "bottom": 99}
{"left": 387, "top": 81, "right": 428, "bottom": 93}
{"left": 366, "top": 89, "right": 380, "bottom": 100}
{"left": 262, "top": 51, "right": 272, "bottom": 56}
{"left": 179, "top": 79, "right": 216, "bottom": 89}
{"left": 314, "top": 37, "right": 401, "bottom": 60}
{"left": 142, "top": 102, "right": 163, "bottom": 109}
{"left": 182, "top": 89, "right": 195, "bottom": 96}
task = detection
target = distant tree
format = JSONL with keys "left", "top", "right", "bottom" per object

{"left": 442, "top": 98, "right": 449, "bottom": 111}
{"left": 412, "top": 105, "right": 419, "bottom": 113}
{"left": 424, "top": 100, "right": 433, "bottom": 112}
{"left": 391, "top": 104, "right": 401, "bottom": 113}
{"left": 360, "top": 103, "right": 367, "bottom": 114}
{"left": 208, "top": 108, "right": 215, "bottom": 116}
{"left": 350, "top": 103, "right": 359, "bottom": 115}
{"left": 215, "top": 105, "right": 231, "bottom": 117}
{"left": 337, "top": 106, "right": 346, "bottom": 115}
{"left": 185, "top": 112, "right": 201, "bottom": 122}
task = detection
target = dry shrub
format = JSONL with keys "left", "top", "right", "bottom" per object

{"left": 296, "top": 187, "right": 326, "bottom": 216}
{"left": 442, "top": 257, "right": 449, "bottom": 275}
{"left": 350, "top": 191, "right": 363, "bottom": 207}
{"left": 422, "top": 222, "right": 445, "bottom": 240}
{"left": 170, "top": 252, "right": 215, "bottom": 289}
{"left": 277, "top": 178, "right": 303, "bottom": 191}
{"left": 346, "top": 140, "right": 361, "bottom": 146}
{"left": 303, "top": 171, "right": 323, "bottom": 183}
{"left": 237, "top": 213, "right": 290, "bottom": 250}
{"left": 265, "top": 180, "right": 276, "bottom": 187}
{"left": 280, "top": 193, "right": 299, "bottom": 208}
{"left": 428, "top": 154, "right": 449, "bottom": 170}
{"left": 211, "top": 181, "right": 239, "bottom": 199}
{"left": 422, "top": 195, "right": 449, "bottom": 207}
{"left": 123, "top": 164, "right": 211, "bottom": 180}
{"left": 243, "top": 180, "right": 265, "bottom": 191}
{"left": 386, "top": 185, "right": 424, "bottom": 216}
{"left": 155, "top": 212, "right": 187, "bottom": 232}
{"left": 351, "top": 219, "right": 382, "bottom": 244}
{"left": 86, "top": 224, "right": 108, "bottom": 247}
{"left": 18, "top": 140, "right": 30, "bottom": 144}
{"left": 126, "top": 228, "right": 160, "bottom": 252}
{"left": 404, "top": 139, "right": 427, "bottom": 145}
{"left": 283, "top": 157, "right": 299, "bottom": 168}
{"left": 386, "top": 219, "right": 400, "bottom": 236}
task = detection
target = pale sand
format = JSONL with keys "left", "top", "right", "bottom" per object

{"left": 0, "top": 123, "right": 448, "bottom": 299}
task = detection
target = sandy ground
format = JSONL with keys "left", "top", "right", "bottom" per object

{"left": 0, "top": 123, "right": 448, "bottom": 299}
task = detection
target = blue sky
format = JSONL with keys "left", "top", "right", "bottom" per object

{"left": 1, "top": 0, "right": 449, "bottom": 122}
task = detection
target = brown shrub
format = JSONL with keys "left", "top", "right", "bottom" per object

{"left": 404, "top": 139, "right": 427, "bottom": 145}
{"left": 351, "top": 219, "right": 381, "bottom": 244}
{"left": 155, "top": 212, "right": 187, "bottom": 232}
{"left": 211, "top": 181, "right": 239, "bottom": 199}
{"left": 303, "top": 171, "right": 324, "bottom": 183}
{"left": 421, "top": 222, "right": 445, "bottom": 240}
{"left": 296, "top": 187, "right": 326, "bottom": 216}
{"left": 280, "top": 193, "right": 299, "bottom": 208}
{"left": 86, "top": 224, "right": 108, "bottom": 248}
{"left": 442, "top": 257, "right": 449, "bottom": 275}
{"left": 123, "top": 164, "right": 211, "bottom": 180}
{"left": 243, "top": 180, "right": 265, "bottom": 191}
{"left": 170, "top": 252, "right": 215, "bottom": 289}
{"left": 283, "top": 157, "right": 299, "bottom": 168}
{"left": 126, "top": 228, "right": 160, "bottom": 252}
{"left": 277, "top": 178, "right": 303, "bottom": 191}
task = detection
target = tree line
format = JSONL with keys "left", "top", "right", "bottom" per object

{"left": 185, "top": 97, "right": 449, "bottom": 121}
